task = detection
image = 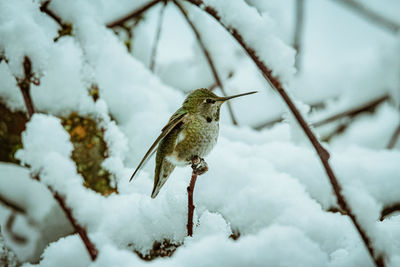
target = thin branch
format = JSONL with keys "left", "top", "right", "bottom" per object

{"left": 150, "top": 1, "right": 167, "bottom": 72}
{"left": 184, "top": 1, "right": 384, "bottom": 266}
{"left": 187, "top": 157, "right": 208, "bottom": 236}
{"left": 380, "top": 203, "right": 400, "bottom": 221}
{"left": 208, "top": 71, "right": 234, "bottom": 91}
{"left": 311, "top": 95, "right": 389, "bottom": 127}
{"left": 5, "top": 213, "right": 27, "bottom": 244}
{"left": 40, "top": 0, "right": 63, "bottom": 27}
{"left": 52, "top": 189, "right": 98, "bottom": 260}
{"left": 333, "top": 0, "right": 400, "bottom": 33}
{"left": 174, "top": 1, "right": 238, "bottom": 125}
{"left": 106, "top": 0, "right": 163, "bottom": 28}
{"left": 186, "top": 170, "right": 198, "bottom": 237}
{"left": 293, "top": 0, "right": 305, "bottom": 70}
{"left": 0, "top": 192, "right": 28, "bottom": 244}
{"left": 387, "top": 123, "right": 400, "bottom": 149}
{"left": 254, "top": 95, "right": 388, "bottom": 131}
{"left": 16, "top": 57, "right": 36, "bottom": 118}
{"left": 15, "top": 57, "right": 98, "bottom": 261}
{"left": 40, "top": 1, "right": 72, "bottom": 42}
{"left": 0, "top": 194, "right": 26, "bottom": 214}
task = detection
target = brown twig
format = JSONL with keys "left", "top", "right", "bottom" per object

{"left": 150, "top": 1, "right": 167, "bottom": 71}
{"left": 0, "top": 194, "right": 29, "bottom": 243}
{"left": 52, "top": 190, "right": 98, "bottom": 260}
{"left": 187, "top": 156, "right": 208, "bottom": 236}
{"left": 208, "top": 71, "right": 234, "bottom": 91}
{"left": 16, "top": 57, "right": 36, "bottom": 118}
{"left": 293, "top": 0, "right": 305, "bottom": 70}
{"left": 5, "top": 212, "right": 28, "bottom": 244}
{"left": 15, "top": 57, "right": 98, "bottom": 261}
{"left": 40, "top": 1, "right": 63, "bottom": 27}
{"left": 184, "top": 1, "right": 384, "bottom": 266}
{"left": 386, "top": 123, "right": 400, "bottom": 149}
{"left": 186, "top": 169, "right": 198, "bottom": 236}
{"left": 254, "top": 95, "right": 388, "bottom": 130}
{"left": 311, "top": 95, "right": 389, "bottom": 127}
{"left": 380, "top": 203, "right": 400, "bottom": 221}
{"left": 106, "top": 0, "right": 163, "bottom": 28}
{"left": 0, "top": 194, "right": 26, "bottom": 214}
{"left": 40, "top": 1, "right": 72, "bottom": 42}
{"left": 174, "top": 1, "right": 239, "bottom": 125}
{"left": 332, "top": 0, "right": 400, "bottom": 33}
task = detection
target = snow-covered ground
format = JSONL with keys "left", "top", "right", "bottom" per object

{"left": 1, "top": 0, "right": 399, "bottom": 266}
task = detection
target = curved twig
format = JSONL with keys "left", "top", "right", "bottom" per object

{"left": 332, "top": 0, "right": 400, "bottom": 33}
{"left": 183, "top": 1, "right": 384, "bottom": 266}
{"left": 380, "top": 203, "right": 400, "bottom": 221}
{"left": 150, "top": 1, "right": 167, "bottom": 71}
{"left": 174, "top": 1, "right": 238, "bottom": 125}
{"left": 107, "top": 0, "right": 163, "bottom": 28}
{"left": 5, "top": 213, "right": 28, "bottom": 244}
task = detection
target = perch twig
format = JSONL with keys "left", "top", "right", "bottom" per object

{"left": 187, "top": 156, "right": 208, "bottom": 236}
{"left": 184, "top": 1, "right": 384, "bottom": 266}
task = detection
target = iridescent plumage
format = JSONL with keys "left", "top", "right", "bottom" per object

{"left": 129, "top": 88, "right": 256, "bottom": 198}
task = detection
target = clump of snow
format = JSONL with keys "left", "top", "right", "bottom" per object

{"left": 0, "top": 0, "right": 57, "bottom": 77}
{"left": 1, "top": 0, "right": 400, "bottom": 266}
{"left": 201, "top": 0, "right": 296, "bottom": 84}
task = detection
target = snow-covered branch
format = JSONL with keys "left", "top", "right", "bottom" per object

{"left": 183, "top": 1, "right": 385, "bottom": 266}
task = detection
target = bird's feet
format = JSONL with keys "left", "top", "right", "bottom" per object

{"left": 191, "top": 156, "right": 208, "bottom": 175}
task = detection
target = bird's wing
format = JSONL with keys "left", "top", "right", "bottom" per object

{"left": 129, "top": 109, "right": 187, "bottom": 181}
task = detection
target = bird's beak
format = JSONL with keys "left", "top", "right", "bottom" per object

{"left": 217, "top": 91, "right": 257, "bottom": 102}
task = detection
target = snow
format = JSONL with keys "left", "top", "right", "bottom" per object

{"left": 201, "top": 0, "right": 296, "bottom": 84}
{"left": 0, "top": 0, "right": 400, "bottom": 266}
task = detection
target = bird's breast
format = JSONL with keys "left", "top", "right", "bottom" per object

{"left": 171, "top": 114, "right": 219, "bottom": 163}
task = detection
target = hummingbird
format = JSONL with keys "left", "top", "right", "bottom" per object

{"left": 129, "top": 88, "right": 257, "bottom": 198}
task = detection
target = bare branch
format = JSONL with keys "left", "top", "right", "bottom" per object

{"left": 186, "top": 170, "right": 198, "bottom": 237}
{"left": 16, "top": 57, "right": 36, "bottom": 119}
{"left": 51, "top": 189, "right": 98, "bottom": 260}
{"left": 254, "top": 95, "right": 388, "bottom": 131}
{"left": 332, "top": 0, "right": 400, "bottom": 33}
{"left": 0, "top": 194, "right": 26, "bottom": 214}
{"left": 380, "top": 203, "right": 400, "bottom": 221}
{"left": 293, "top": 0, "right": 305, "bottom": 70}
{"left": 14, "top": 57, "right": 98, "bottom": 261}
{"left": 174, "top": 1, "right": 238, "bottom": 125}
{"left": 106, "top": 0, "right": 163, "bottom": 28}
{"left": 150, "top": 1, "right": 167, "bottom": 72}
{"left": 40, "top": 1, "right": 72, "bottom": 42}
{"left": 184, "top": 1, "right": 384, "bottom": 266}
{"left": 5, "top": 213, "right": 27, "bottom": 244}
{"left": 387, "top": 123, "right": 400, "bottom": 149}
{"left": 311, "top": 95, "right": 389, "bottom": 127}
{"left": 187, "top": 156, "right": 208, "bottom": 236}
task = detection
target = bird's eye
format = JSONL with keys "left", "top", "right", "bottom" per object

{"left": 206, "top": 98, "right": 215, "bottom": 104}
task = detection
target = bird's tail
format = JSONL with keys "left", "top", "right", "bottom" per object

{"left": 151, "top": 159, "right": 175, "bottom": 198}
